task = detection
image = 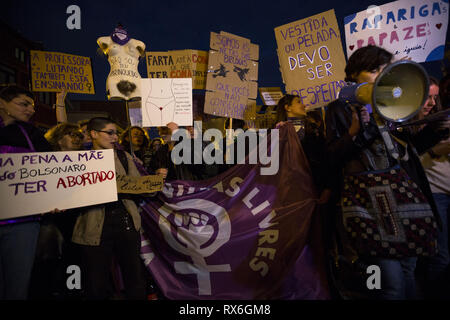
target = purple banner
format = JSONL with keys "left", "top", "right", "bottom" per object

{"left": 139, "top": 124, "right": 330, "bottom": 299}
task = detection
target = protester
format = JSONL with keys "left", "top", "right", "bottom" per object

{"left": 71, "top": 117, "right": 146, "bottom": 299}
{"left": 416, "top": 81, "right": 450, "bottom": 299}
{"left": 78, "top": 120, "right": 93, "bottom": 149}
{"left": 119, "top": 126, "right": 152, "bottom": 172}
{"left": 44, "top": 122, "right": 83, "bottom": 151}
{"left": 28, "top": 123, "right": 86, "bottom": 299}
{"left": 276, "top": 95, "right": 332, "bottom": 204}
{"left": 158, "top": 121, "right": 223, "bottom": 181}
{"left": 325, "top": 45, "right": 447, "bottom": 300}
{"left": 0, "top": 84, "right": 53, "bottom": 299}
{"left": 150, "top": 137, "right": 163, "bottom": 154}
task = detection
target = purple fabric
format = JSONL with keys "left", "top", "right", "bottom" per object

{"left": 139, "top": 124, "right": 330, "bottom": 299}
{"left": 110, "top": 27, "right": 130, "bottom": 45}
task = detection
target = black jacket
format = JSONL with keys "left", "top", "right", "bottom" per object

{"left": 325, "top": 99, "right": 444, "bottom": 227}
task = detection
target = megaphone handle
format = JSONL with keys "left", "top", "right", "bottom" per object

{"left": 355, "top": 105, "right": 369, "bottom": 129}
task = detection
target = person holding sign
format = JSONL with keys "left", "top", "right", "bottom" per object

{"left": 71, "top": 117, "right": 146, "bottom": 300}
{"left": 275, "top": 94, "right": 332, "bottom": 205}
{"left": 325, "top": 45, "right": 447, "bottom": 300}
{"left": 97, "top": 25, "right": 146, "bottom": 101}
{"left": 0, "top": 84, "right": 53, "bottom": 299}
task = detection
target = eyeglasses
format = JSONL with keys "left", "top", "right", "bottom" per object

{"left": 95, "top": 130, "right": 118, "bottom": 136}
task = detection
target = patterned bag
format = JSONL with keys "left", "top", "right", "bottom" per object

{"left": 341, "top": 165, "right": 438, "bottom": 258}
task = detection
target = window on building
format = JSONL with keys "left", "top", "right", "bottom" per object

{"left": 0, "top": 65, "right": 16, "bottom": 84}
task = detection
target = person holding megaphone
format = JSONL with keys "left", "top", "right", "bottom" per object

{"left": 325, "top": 45, "right": 448, "bottom": 300}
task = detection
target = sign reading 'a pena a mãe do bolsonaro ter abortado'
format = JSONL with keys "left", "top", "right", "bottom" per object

{"left": 30, "top": 50, "right": 95, "bottom": 94}
{"left": 344, "top": 0, "right": 449, "bottom": 62}
{"left": 0, "top": 150, "right": 116, "bottom": 220}
{"left": 146, "top": 50, "right": 209, "bottom": 90}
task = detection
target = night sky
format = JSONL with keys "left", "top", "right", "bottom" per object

{"left": 3, "top": 0, "right": 448, "bottom": 104}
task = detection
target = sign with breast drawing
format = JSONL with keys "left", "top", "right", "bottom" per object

{"left": 141, "top": 78, "right": 193, "bottom": 127}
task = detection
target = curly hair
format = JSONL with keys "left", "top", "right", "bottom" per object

{"left": 44, "top": 122, "right": 82, "bottom": 151}
{"left": 119, "top": 126, "right": 150, "bottom": 149}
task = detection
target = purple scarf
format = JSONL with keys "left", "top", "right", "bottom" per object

{"left": 111, "top": 26, "right": 130, "bottom": 45}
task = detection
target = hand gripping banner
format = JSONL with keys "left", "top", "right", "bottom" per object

{"left": 139, "top": 124, "right": 330, "bottom": 299}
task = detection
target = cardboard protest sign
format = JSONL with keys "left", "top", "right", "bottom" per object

{"left": 30, "top": 50, "right": 95, "bottom": 94}
{"left": 141, "top": 78, "right": 193, "bottom": 127}
{"left": 0, "top": 150, "right": 116, "bottom": 220}
{"left": 204, "top": 31, "right": 259, "bottom": 120}
{"left": 146, "top": 50, "right": 209, "bottom": 90}
{"left": 117, "top": 174, "right": 163, "bottom": 194}
{"left": 274, "top": 9, "right": 347, "bottom": 110}
{"left": 344, "top": 0, "right": 449, "bottom": 62}
{"left": 259, "top": 87, "right": 284, "bottom": 106}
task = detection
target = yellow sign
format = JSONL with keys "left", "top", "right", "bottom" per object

{"left": 30, "top": 50, "right": 95, "bottom": 94}
{"left": 146, "top": 49, "right": 208, "bottom": 90}
{"left": 116, "top": 174, "right": 164, "bottom": 194}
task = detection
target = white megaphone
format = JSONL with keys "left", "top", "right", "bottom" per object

{"left": 338, "top": 60, "right": 430, "bottom": 160}
{"left": 338, "top": 60, "right": 430, "bottom": 123}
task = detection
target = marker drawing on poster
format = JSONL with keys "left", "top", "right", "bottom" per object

{"left": 141, "top": 78, "right": 193, "bottom": 127}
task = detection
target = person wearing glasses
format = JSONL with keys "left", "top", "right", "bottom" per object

{"left": 71, "top": 117, "right": 146, "bottom": 300}
{"left": 28, "top": 123, "right": 86, "bottom": 299}
{"left": 0, "top": 84, "right": 53, "bottom": 299}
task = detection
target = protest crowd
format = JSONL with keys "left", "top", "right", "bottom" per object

{"left": 0, "top": 8, "right": 450, "bottom": 301}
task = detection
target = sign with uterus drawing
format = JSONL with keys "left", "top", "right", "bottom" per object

{"left": 140, "top": 78, "right": 193, "bottom": 127}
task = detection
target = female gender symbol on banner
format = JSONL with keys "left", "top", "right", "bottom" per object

{"left": 157, "top": 198, "right": 231, "bottom": 295}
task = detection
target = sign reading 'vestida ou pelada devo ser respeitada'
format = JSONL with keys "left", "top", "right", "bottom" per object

{"left": 30, "top": 50, "right": 95, "bottom": 94}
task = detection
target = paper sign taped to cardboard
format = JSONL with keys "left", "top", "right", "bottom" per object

{"left": 116, "top": 174, "right": 163, "bottom": 194}
{"left": 274, "top": 9, "right": 347, "bottom": 109}
{"left": 141, "top": 78, "right": 193, "bottom": 127}
{"left": 0, "top": 150, "right": 116, "bottom": 220}
{"left": 30, "top": 50, "right": 95, "bottom": 94}
{"left": 344, "top": 0, "right": 449, "bottom": 62}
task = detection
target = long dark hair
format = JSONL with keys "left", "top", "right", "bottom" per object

{"left": 276, "top": 94, "right": 298, "bottom": 124}
{"left": 119, "top": 126, "right": 150, "bottom": 149}
{"left": 275, "top": 94, "right": 325, "bottom": 138}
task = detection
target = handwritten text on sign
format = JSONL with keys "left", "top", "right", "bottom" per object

{"left": 146, "top": 50, "right": 208, "bottom": 90}
{"left": 274, "top": 9, "right": 347, "bottom": 109}
{"left": 30, "top": 50, "right": 95, "bottom": 94}
{"left": 204, "top": 31, "right": 259, "bottom": 119}
{"left": 0, "top": 150, "right": 116, "bottom": 220}
{"left": 344, "top": 0, "right": 449, "bottom": 62}
{"left": 117, "top": 174, "right": 163, "bottom": 194}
